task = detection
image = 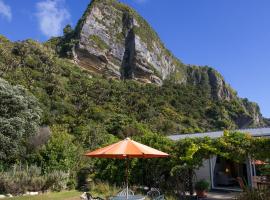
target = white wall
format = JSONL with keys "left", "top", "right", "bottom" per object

{"left": 195, "top": 159, "right": 211, "bottom": 183}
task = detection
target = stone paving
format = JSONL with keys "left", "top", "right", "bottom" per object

{"left": 205, "top": 191, "right": 239, "bottom": 200}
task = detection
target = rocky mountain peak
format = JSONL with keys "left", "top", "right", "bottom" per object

{"left": 73, "top": 0, "right": 185, "bottom": 85}
{"left": 60, "top": 0, "right": 267, "bottom": 128}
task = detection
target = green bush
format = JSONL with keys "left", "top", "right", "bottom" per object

{"left": 40, "top": 125, "right": 78, "bottom": 173}
{"left": 235, "top": 189, "right": 270, "bottom": 200}
{"left": 194, "top": 179, "right": 209, "bottom": 191}
{"left": 0, "top": 165, "right": 69, "bottom": 195}
{"left": 0, "top": 78, "right": 41, "bottom": 165}
{"left": 45, "top": 170, "right": 69, "bottom": 192}
{"left": 89, "top": 181, "right": 119, "bottom": 198}
{"left": 0, "top": 165, "right": 44, "bottom": 195}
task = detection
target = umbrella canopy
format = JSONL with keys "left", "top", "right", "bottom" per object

{"left": 252, "top": 160, "right": 267, "bottom": 165}
{"left": 85, "top": 137, "right": 169, "bottom": 159}
{"left": 84, "top": 137, "right": 169, "bottom": 199}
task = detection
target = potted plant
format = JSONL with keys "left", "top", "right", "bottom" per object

{"left": 195, "top": 179, "right": 209, "bottom": 198}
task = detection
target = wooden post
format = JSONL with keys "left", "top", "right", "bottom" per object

{"left": 126, "top": 158, "right": 129, "bottom": 200}
{"left": 188, "top": 168, "right": 194, "bottom": 196}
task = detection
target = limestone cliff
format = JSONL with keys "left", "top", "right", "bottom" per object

{"left": 62, "top": 0, "right": 266, "bottom": 128}
{"left": 73, "top": 0, "right": 186, "bottom": 85}
{"left": 72, "top": 0, "right": 237, "bottom": 98}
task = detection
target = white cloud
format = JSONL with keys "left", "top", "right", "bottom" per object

{"left": 36, "top": 0, "right": 70, "bottom": 37}
{"left": 0, "top": 0, "right": 12, "bottom": 21}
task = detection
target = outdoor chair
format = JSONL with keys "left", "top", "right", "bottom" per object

{"left": 147, "top": 188, "right": 166, "bottom": 200}
{"left": 80, "top": 192, "right": 104, "bottom": 200}
{"left": 147, "top": 188, "right": 160, "bottom": 199}
{"left": 117, "top": 189, "right": 135, "bottom": 196}
{"left": 153, "top": 194, "right": 165, "bottom": 200}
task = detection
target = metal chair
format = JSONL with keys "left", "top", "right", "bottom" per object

{"left": 153, "top": 194, "right": 165, "bottom": 200}
{"left": 147, "top": 188, "right": 160, "bottom": 199}
{"left": 80, "top": 192, "right": 104, "bottom": 200}
{"left": 117, "top": 189, "right": 135, "bottom": 197}
{"left": 147, "top": 188, "right": 166, "bottom": 200}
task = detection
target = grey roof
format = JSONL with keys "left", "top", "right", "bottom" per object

{"left": 168, "top": 127, "right": 270, "bottom": 141}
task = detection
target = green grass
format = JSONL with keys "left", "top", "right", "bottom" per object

{"left": 89, "top": 35, "right": 109, "bottom": 50}
{"left": 3, "top": 190, "right": 81, "bottom": 200}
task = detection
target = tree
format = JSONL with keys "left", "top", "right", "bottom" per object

{"left": 214, "top": 131, "right": 253, "bottom": 162}
{"left": 63, "top": 25, "right": 73, "bottom": 37}
{"left": 40, "top": 125, "right": 78, "bottom": 173}
{"left": 172, "top": 137, "right": 216, "bottom": 195}
{"left": 0, "top": 78, "right": 41, "bottom": 165}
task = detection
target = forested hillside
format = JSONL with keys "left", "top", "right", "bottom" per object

{"left": 0, "top": 34, "right": 267, "bottom": 166}
{"left": 1, "top": 36, "right": 265, "bottom": 141}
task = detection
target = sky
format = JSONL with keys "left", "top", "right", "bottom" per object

{"left": 0, "top": 0, "right": 269, "bottom": 118}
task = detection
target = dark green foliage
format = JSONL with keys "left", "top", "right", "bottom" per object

{"left": 251, "top": 137, "right": 270, "bottom": 161}
{"left": 0, "top": 37, "right": 260, "bottom": 138}
{"left": 194, "top": 179, "right": 210, "bottom": 191}
{"left": 0, "top": 78, "right": 41, "bottom": 165}
{"left": 39, "top": 126, "right": 78, "bottom": 173}
{"left": 45, "top": 24, "right": 77, "bottom": 58}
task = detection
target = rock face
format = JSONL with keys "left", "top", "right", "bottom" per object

{"left": 70, "top": 0, "right": 266, "bottom": 128}
{"left": 186, "top": 66, "right": 236, "bottom": 100}
{"left": 240, "top": 99, "right": 265, "bottom": 128}
{"left": 73, "top": 0, "right": 235, "bottom": 97}
{"left": 73, "top": 0, "right": 185, "bottom": 85}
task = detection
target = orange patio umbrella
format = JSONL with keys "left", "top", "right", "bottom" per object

{"left": 252, "top": 160, "right": 268, "bottom": 165}
{"left": 85, "top": 137, "right": 169, "bottom": 199}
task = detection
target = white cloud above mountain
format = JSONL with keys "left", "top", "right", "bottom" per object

{"left": 36, "top": 0, "right": 70, "bottom": 37}
{"left": 0, "top": 0, "right": 12, "bottom": 21}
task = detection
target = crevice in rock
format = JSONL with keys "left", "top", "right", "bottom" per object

{"left": 121, "top": 29, "right": 135, "bottom": 79}
{"left": 121, "top": 12, "right": 136, "bottom": 79}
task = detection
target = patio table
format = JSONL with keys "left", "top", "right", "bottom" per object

{"left": 110, "top": 195, "right": 146, "bottom": 200}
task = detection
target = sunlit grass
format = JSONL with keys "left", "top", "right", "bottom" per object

{"left": 2, "top": 190, "right": 81, "bottom": 200}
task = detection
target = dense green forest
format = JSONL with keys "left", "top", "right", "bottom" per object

{"left": 0, "top": 34, "right": 266, "bottom": 163}
{"left": 0, "top": 35, "right": 257, "bottom": 137}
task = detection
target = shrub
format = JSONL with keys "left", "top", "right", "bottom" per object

{"left": 194, "top": 179, "right": 209, "bottom": 191}
{"left": 89, "top": 181, "right": 119, "bottom": 198}
{"left": 40, "top": 125, "right": 78, "bottom": 173}
{"left": 235, "top": 189, "right": 270, "bottom": 200}
{"left": 0, "top": 78, "right": 41, "bottom": 164}
{"left": 44, "top": 170, "right": 69, "bottom": 192}
{"left": 0, "top": 165, "right": 69, "bottom": 195}
{"left": 0, "top": 165, "right": 39, "bottom": 195}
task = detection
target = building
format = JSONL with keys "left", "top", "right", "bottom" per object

{"left": 168, "top": 127, "right": 270, "bottom": 191}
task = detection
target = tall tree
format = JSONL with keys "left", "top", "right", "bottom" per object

{"left": 0, "top": 78, "right": 41, "bottom": 165}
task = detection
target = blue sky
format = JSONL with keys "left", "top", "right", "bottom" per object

{"left": 0, "top": 0, "right": 269, "bottom": 117}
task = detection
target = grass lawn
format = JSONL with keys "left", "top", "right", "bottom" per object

{"left": 2, "top": 190, "right": 82, "bottom": 200}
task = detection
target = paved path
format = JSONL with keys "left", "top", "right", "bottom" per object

{"left": 206, "top": 191, "right": 238, "bottom": 200}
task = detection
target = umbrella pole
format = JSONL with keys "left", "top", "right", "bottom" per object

{"left": 126, "top": 158, "right": 129, "bottom": 200}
